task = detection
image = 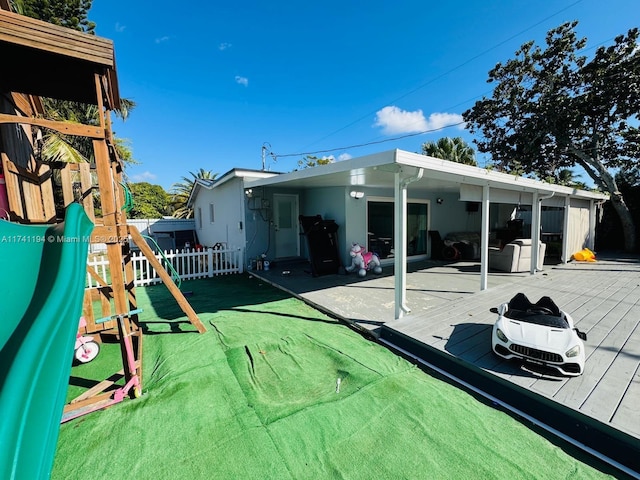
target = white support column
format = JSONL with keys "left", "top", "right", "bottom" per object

{"left": 562, "top": 196, "right": 570, "bottom": 263}
{"left": 394, "top": 171, "right": 409, "bottom": 320}
{"left": 588, "top": 199, "right": 596, "bottom": 250}
{"left": 480, "top": 185, "right": 490, "bottom": 290}
{"left": 393, "top": 167, "right": 423, "bottom": 320}
{"left": 531, "top": 191, "right": 541, "bottom": 274}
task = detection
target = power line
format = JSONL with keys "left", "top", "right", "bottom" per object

{"left": 297, "top": 0, "right": 584, "bottom": 151}
{"left": 272, "top": 121, "right": 465, "bottom": 159}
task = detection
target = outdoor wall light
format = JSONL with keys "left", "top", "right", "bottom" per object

{"left": 245, "top": 189, "right": 253, "bottom": 198}
{"left": 436, "top": 197, "right": 444, "bottom": 204}
{"left": 350, "top": 191, "right": 364, "bottom": 199}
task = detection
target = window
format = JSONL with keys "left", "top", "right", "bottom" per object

{"left": 209, "top": 203, "right": 215, "bottom": 223}
{"left": 366, "top": 199, "right": 428, "bottom": 259}
{"left": 196, "top": 207, "right": 202, "bottom": 230}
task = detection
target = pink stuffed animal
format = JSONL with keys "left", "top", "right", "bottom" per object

{"left": 345, "top": 243, "right": 382, "bottom": 277}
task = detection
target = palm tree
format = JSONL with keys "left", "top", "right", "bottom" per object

{"left": 546, "top": 168, "right": 589, "bottom": 190}
{"left": 421, "top": 137, "right": 477, "bottom": 166}
{"left": 38, "top": 98, "right": 136, "bottom": 165}
{"left": 171, "top": 169, "right": 218, "bottom": 219}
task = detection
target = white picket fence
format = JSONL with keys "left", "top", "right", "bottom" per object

{"left": 86, "top": 246, "right": 244, "bottom": 288}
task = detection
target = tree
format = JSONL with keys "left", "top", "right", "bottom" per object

{"left": 463, "top": 22, "right": 640, "bottom": 251}
{"left": 171, "top": 169, "right": 217, "bottom": 219}
{"left": 127, "top": 182, "right": 171, "bottom": 219}
{"left": 38, "top": 98, "right": 137, "bottom": 165}
{"left": 14, "top": 1, "right": 136, "bottom": 166}
{"left": 14, "top": 0, "right": 95, "bottom": 33}
{"left": 297, "top": 155, "right": 334, "bottom": 169}
{"left": 421, "top": 137, "right": 477, "bottom": 165}
{"left": 548, "top": 168, "right": 588, "bottom": 190}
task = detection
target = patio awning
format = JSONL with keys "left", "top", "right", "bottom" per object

{"left": 247, "top": 149, "right": 608, "bottom": 320}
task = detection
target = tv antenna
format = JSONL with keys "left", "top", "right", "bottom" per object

{"left": 261, "top": 142, "right": 276, "bottom": 171}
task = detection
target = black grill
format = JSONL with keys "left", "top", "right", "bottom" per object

{"left": 509, "top": 344, "right": 563, "bottom": 363}
{"left": 561, "top": 363, "right": 581, "bottom": 374}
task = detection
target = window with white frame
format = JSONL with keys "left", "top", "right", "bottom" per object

{"left": 209, "top": 203, "right": 215, "bottom": 223}
{"left": 196, "top": 207, "right": 202, "bottom": 230}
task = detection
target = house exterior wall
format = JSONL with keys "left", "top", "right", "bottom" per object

{"left": 567, "top": 198, "right": 591, "bottom": 255}
{"left": 432, "top": 192, "right": 481, "bottom": 236}
{"left": 193, "top": 178, "right": 245, "bottom": 249}
{"left": 244, "top": 188, "right": 271, "bottom": 263}
{"left": 302, "top": 186, "right": 350, "bottom": 263}
{"left": 244, "top": 186, "right": 306, "bottom": 263}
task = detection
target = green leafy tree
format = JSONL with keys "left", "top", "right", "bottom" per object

{"left": 13, "top": 1, "right": 136, "bottom": 167}
{"left": 127, "top": 182, "right": 171, "bottom": 219}
{"left": 421, "top": 137, "right": 477, "bottom": 166}
{"left": 171, "top": 169, "right": 217, "bottom": 219}
{"left": 296, "top": 155, "right": 334, "bottom": 169}
{"left": 14, "top": 0, "right": 95, "bottom": 33}
{"left": 463, "top": 22, "right": 640, "bottom": 251}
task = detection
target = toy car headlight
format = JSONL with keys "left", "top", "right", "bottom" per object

{"left": 496, "top": 328, "right": 508, "bottom": 343}
{"left": 566, "top": 345, "right": 580, "bottom": 358}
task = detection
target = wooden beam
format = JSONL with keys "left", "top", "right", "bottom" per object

{"left": 86, "top": 265, "right": 109, "bottom": 288}
{"left": 0, "top": 113, "right": 104, "bottom": 138}
{"left": 78, "top": 162, "right": 95, "bottom": 221}
{"left": 59, "top": 164, "right": 74, "bottom": 206}
{"left": 129, "top": 226, "right": 206, "bottom": 333}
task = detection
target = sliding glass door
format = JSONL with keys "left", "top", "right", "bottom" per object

{"left": 366, "top": 199, "right": 428, "bottom": 260}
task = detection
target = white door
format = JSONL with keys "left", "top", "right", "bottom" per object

{"left": 273, "top": 194, "right": 299, "bottom": 258}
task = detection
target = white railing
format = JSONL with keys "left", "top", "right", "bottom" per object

{"left": 86, "top": 246, "right": 244, "bottom": 288}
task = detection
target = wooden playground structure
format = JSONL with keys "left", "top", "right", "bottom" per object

{"left": 0, "top": 5, "right": 204, "bottom": 418}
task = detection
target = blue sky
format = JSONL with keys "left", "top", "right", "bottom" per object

{"left": 90, "top": 0, "right": 639, "bottom": 191}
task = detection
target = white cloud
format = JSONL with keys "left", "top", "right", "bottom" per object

{"left": 219, "top": 42, "right": 232, "bottom": 51}
{"left": 115, "top": 22, "right": 126, "bottom": 33}
{"left": 425, "top": 112, "right": 465, "bottom": 131}
{"left": 337, "top": 153, "right": 352, "bottom": 161}
{"left": 235, "top": 75, "right": 249, "bottom": 87}
{"left": 374, "top": 106, "right": 464, "bottom": 135}
{"left": 155, "top": 36, "right": 170, "bottom": 44}
{"left": 131, "top": 171, "right": 157, "bottom": 182}
{"left": 374, "top": 106, "right": 427, "bottom": 134}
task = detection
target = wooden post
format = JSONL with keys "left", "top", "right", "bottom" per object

{"left": 129, "top": 226, "right": 206, "bottom": 333}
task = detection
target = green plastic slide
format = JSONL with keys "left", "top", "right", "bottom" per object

{"left": 0, "top": 203, "right": 93, "bottom": 480}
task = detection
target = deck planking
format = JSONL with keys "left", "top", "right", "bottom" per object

{"left": 380, "top": 258, "right": 640, "bottom": 442}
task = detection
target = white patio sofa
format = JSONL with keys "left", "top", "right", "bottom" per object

{"left": 489, "top": 238, "right": 546, "bottom": 273}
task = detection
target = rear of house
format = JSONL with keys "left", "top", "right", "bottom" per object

{"left": 190, "top": 150, "right": 606, "bottom": 274}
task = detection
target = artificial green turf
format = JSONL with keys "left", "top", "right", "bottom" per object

{"left": 53, "top": 275, "right": 620, "bottom": 479}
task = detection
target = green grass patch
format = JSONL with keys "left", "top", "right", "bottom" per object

{"left": 53, "top": 275, "right": 622, "bottom": 479}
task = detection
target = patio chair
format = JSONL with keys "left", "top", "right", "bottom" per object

{"left": 488, "top": 238, "right": 546, "bottom": 272}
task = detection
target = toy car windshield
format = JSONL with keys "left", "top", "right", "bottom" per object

{"left": 504, "top": 309, "right": 570, "bottom": 328}
{"left": 504, "top": 293, "right": 570, "bottom": 329}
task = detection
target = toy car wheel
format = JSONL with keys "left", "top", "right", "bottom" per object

{"left": 75, "top": 341, "right": 100, "bottom": 363}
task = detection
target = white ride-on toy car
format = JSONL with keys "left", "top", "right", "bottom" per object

{"left": 490, "top": 293, "right": 587, "bottom": 376}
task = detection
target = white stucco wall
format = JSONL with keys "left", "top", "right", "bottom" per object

{"left": 193, "top": 178, "right": 245, "bottom": 248}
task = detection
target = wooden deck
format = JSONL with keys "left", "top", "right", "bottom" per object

{"left": 252, "top": 255, "right": 640, "bottom": 475}
{"left": 379, "top": 258, "right": 640, "bottom": 436}
{"left": 378, "top": 256, "right": 640, "bottom": 475}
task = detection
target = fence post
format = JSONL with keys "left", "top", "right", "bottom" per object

{"left": 207, "top": 248, "right": 214, "bottom": 277}
{"left": 238, "top": 247, "right": 244, "bottom": 274}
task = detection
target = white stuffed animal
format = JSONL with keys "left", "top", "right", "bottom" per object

{"left": 345, "top": 243, "right": 382, "bottom": 277}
